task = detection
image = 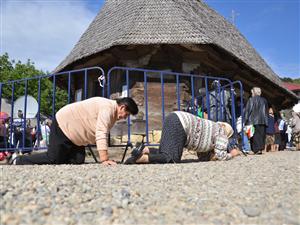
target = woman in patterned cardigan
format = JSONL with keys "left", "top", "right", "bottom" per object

{"left": 126, "top": 111, "right": 240, "bottom": 164}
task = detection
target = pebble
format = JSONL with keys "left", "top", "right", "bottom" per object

{"left": 242, "top": 206, "right": 261, "bottom": 217}
{"left": 102, "top": 207, "right": 113, "bottom": 218}
{"left": 0, "top": 151, "right": 299, "bottom": 224}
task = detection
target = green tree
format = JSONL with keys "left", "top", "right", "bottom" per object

{"left": 293, "top": 78, "right": 300, "bottom": 84}
{"left": 281, "top": 77, "right": 293, "bottom": 83}
{"left": 0, "top": 53, "right": 68, "bottom": 117}
{"left": 280, "top": 77, "right": 300, "bottom": 84}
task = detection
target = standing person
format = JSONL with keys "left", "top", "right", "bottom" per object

{"left": 244, "top": 87, "right": 268, "bottom": 154}
{"left": 13, "top": 97, "right": 138, "bottom": 165}
{"left": 278, "top": 113, "right": 287, "bottom": 150}
{"left": 264, "top": 107, "right": 276, "bottom": 152}
{"left": 12, "top": 110, "right": 25, "bottom": 148}
{"left": 125, "top": 111, "right": 240, "bottom": 164}
{"left": 274, "top": 113, "right": 281, "bottom": 151}
{"left": 39, "top": 119, "right": 52, "bottom": 147}
{"left": 286, "top": 123, "right": 293, "bottom": 148}
{"left": 0, "top": 112, "right": 9, "bottom": 148}
{"left": 291, "top": 110, "right": 300, "bottom": 150}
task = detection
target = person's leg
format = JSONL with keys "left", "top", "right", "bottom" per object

{"left": 19, "top": 131, "right": 25, "bottom": 149}
{"left": 68, "top": 146, "right": 85, "bottom": 164}
{"left": 147, "top": 152, "right": 169, "bottom": 163}
{"left": 14, "top": 131, "right": 21, "bottom": 148}
{"left": 134, "top": 147, "right": 165, "bottom": 163}
{"left": 242, "top": 134, "right": 250, "bottom": 152}
{"left": 16, "top": 119, "right": 72, "bottom": 165}
{"left": 148, "top": 113, "right": 187, "bottom": 163}
{"left": 264, "top": 135, "right": 271, "bottom": 152}
{"left": 271, "top": 144, "right": 275, "bottom": 152}
{"left": 270, "top": 135, "right": 275, "bottom": 152}
{"left": 264, "top": 144, "right": 267, "bottom": 153}
{"left": 250, "top": 136, "right": 254, "bottom": 152}
{"left": 275, "top": 133, "right": 280, "bottom": 151}
{"left": 263, "top": 135, "right": 268, "bottom": 153}
{"left": 252, "top": 125, "right": 266, "bottom": 153}
{"left": 279, "top": 131, "right": 286, "bottom": 150}
{"left": 0, "top": 136, "right": 4, "bottom": 148}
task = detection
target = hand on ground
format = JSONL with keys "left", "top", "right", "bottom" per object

{"left": 230, "top": 148, "right": 241, "bottom": 157}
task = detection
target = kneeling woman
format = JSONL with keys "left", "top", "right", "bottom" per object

{"left": 127, "top": 111, "right": 240, "bottom": 164}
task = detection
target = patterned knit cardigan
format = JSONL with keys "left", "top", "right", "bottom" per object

{"left": 174, "top": 111, "right": 232, "bottom": 160}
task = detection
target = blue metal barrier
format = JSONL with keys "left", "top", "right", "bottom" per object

{"left": 222, "top": 80, "right": 245, "bottom": 149}
{"left": 0, "top": 67, "right": 105, "bottom": 152}
{"left": 107, "top": 66, "right": 243, "bottom": 147}
{"left": 1, "top": 65, "right": 244, "bottom": 154}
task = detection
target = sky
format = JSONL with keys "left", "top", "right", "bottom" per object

{"left": 0, "top": 0, "right": 299, "bottom": 79}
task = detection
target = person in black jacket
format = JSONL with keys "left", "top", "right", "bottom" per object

{"left": 244, "top": 87, "right": 268, "bottom": 154}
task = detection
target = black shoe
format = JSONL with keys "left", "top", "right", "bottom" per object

{"left": 124, "top": 156, "right": 137, "bottom": 165}
{"left": 131, "top": 142, "right": 145, "bottom": 158}
{"left": 125, "top": 143, "right": 145, "bottom": 165}
{"left": 247, "top": 150, "right": 262, "bottom": 155}
{"left": 246, "top": 151, "right": 255, "bottom": 155}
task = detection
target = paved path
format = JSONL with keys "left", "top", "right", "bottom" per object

{"left": 1, "top": 151, "right": 299, "bottom": 225}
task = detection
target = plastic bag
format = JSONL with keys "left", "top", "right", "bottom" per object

{"left": 245, "top": 125, "right": 255, "bottom": 138}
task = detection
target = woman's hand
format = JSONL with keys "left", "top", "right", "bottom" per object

{"left": 230, "top": 148, "right": 241, "bottom": 157}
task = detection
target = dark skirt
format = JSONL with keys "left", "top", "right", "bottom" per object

{"left": 250, "top": 125, "right": 266, "bottom": 152}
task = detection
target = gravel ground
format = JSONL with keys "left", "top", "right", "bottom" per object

{"left": 1, "top": 151, "right": 300, "bottom": 225}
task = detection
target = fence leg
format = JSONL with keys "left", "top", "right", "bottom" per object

{"left": 121, "top": 142, "right": 133, "bottom": 163}
{"left": 87, "top": 146, "right": 98, "bottom": 163}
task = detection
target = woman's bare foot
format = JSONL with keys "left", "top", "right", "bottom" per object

{"left": 135, "top": 154, "right": 149, "bottom": 163}
{"left": 142, "top": 147, "right": 150, "bottom": 154}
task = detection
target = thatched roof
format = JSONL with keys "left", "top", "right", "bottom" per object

{"left": 55, "top": 0, "right": 297, "bottom": 100}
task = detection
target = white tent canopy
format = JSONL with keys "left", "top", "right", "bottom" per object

{"left": 1, "top": 98, "right": 11, "bottom": 116}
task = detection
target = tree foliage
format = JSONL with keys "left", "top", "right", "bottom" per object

{"left": 0, "top": 53, "right": 68, "bottom": 117}
{"left": 293, "top": 78, "right": 300, "bottom": 84}
{"left": 281, "top": 77, "right": 300, "bottom": 84}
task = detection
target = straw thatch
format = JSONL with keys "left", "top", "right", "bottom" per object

{"left": 55, "top": 0, "right": 297, "bottom": 102}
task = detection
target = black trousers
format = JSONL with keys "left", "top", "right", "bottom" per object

{"left": 250, "top": 124, "right": 266, "bottom": 152}
{"left": 16, "top": 119, "right": 85, "bottom": 165}
{"left": 279, "top": 131, "right": 287, "bottom": 150}
{"left": 148, "top": 113, "right": 187, "bottom": 163}
{"left": 0, "top": 136, "right": 6, "bottom": 148}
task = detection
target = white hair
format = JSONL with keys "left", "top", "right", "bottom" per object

{"left": 251, "top": 87, "right": 261, "bottom": 96}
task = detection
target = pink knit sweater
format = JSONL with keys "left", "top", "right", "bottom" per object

{"left": 56, "top": 97, "right": 118, "bottom": 151}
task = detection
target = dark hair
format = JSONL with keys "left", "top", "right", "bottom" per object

{"left": 116, "top": 97, "right": 138, "bottom": 115}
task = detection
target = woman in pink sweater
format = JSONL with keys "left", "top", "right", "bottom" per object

{"left": 13, "top": 97, "right": 138, "bottom": 165}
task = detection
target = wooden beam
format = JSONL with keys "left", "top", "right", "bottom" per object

{"left": 180, "top": 44, "right": 206, "bottom": 52}
{"left": 199, "top": 45, "right": 239, "bottom": 70}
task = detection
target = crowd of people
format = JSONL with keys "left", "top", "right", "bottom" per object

{"left": 0, "top": 110, "right": 52, "bottom": 160}
{"left": 0, "top": 86, "right": 299, "bottom": 165}
{"left": 243, "top": 87, "right": 300, "bottom": 155}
